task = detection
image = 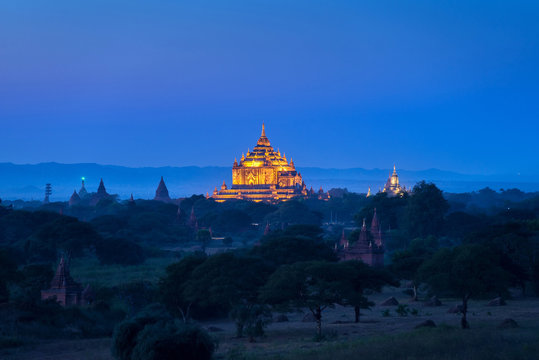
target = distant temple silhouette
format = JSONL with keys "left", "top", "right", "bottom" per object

{"left": 154, "top": 176, "right": 172, "bottom": 202}
{"left": 68, "top": 178, "right": 114, "bottom": 207}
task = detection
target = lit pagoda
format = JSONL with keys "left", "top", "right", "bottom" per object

{"left": 212, "top": 124, "right": 308, "bottom": 203}
{"left": 381, "top": 165, "right": 407, "bottom": 197}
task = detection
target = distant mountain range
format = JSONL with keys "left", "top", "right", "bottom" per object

{"left": 0, "top": 162, "right": 537, "bottom": 201}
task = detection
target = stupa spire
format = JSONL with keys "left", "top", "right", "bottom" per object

{"left": 256, "top": 123, "right": 271, "bottom": 146}
{"left": 154, "top": 176, "right": 171, "bottom": 202}
{"left": 189, "top": 206, "right": 197, "bottom": 228}
{"left": 79, "top": 177, "right": 88, "bottom": 198}
{"left": 69, "top": 190, "right": 81, "bottom": 207}
{"left": 97, "top": 178, "right": 107, "bottom": 196}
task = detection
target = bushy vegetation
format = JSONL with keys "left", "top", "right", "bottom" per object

{"left": 112, "top": 304, "right": 216, "bottom": 360}
{"left": 1, "top": 183, "right": 539, "bottom": 357}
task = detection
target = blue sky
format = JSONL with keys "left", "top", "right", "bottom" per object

{"left": 1, "top": 0, "right": 538, "bottom": 175}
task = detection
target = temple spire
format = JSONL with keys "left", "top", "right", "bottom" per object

{"left": 154, "top": 176, "right": 171, "bottom": 202}
{"left": 69, "top": 190, "right": 81, "bottom": 207}
{"left": 97, "top": 178, "right": 108, "bottom": 196}
{"left": 79, "top": 177, "right": 88, "bottom": 198}
{"left": 256, "top": 123, "right": 271, "bottom": 146}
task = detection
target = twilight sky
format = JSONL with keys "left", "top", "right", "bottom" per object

{"left": 1, "top": 0, "right": 538, "bottom": 175}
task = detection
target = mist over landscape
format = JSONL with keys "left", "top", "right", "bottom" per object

{"left": 2, "top": 162, "right": 538, "bottom": 202}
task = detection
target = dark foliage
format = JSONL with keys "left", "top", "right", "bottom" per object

{"left": 112, "top": 304, "right": 215, "bottom": 360}
{"left": 95, "top": 237, "right": 146, "bottom": 265}
{"left": 250, "top": 225, "right": 337, "bottom": 267}
{"left": 405, "top": 181, "right": 449, "bottom": 238}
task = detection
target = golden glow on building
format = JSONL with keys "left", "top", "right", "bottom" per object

{"left": 382, "top": 164, "right": 407, "bottom": 196}
{"left": 212, "top": 124, "right": 310, "bottom": 203}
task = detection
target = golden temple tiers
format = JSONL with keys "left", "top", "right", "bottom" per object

{"left": 212, "top": 124, "right": 323, "bottom": 203}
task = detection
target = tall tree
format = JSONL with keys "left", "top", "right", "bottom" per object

{"left": 260, "top": 261, "right": 345, "bottom": 340}
{"left": 418, "top": 244, "right": 511, "bottom": 329}
{"left": 405, "top": 181, "right": 449, "bottom": 238}
{"left": 390, "top": 236, "right": 439, "bottom": 301}
{"left": 339, "top": 261, "right": 398, "bottom": 322}
{"left": 183, "top": 253, "right": 273, "bottom": 339}
{"left": 159, "top": 253, "right": 207, "bottom": 322}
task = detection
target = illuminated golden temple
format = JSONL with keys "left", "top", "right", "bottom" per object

{"left": 382, "top": 165, "right": 407, "bottom": 196}
{"left": 212, "top": 124, "right": 310, "bottom": 203}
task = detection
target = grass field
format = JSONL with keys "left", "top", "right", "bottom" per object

{"left": 69, "top": 256, "right": 178, "bottom": 287}
{"left": 4, "top": 262, "right": 539, "bottom": 360}
{"left": 3, "top": 289, "right": 539, "bottom": 360}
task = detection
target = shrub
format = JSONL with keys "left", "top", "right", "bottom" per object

{"left": 112, "top": 305, "right": 216, "bottom": 360}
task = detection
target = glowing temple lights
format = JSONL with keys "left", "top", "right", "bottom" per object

{"left": 212, "top": 124, "right": 309, "bottom": 203}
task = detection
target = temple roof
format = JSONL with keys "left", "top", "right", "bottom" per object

{"left": 256, "top": 123, "right": 271, "bottom": 147}
{"left": 69, "top": 190, "right": 81, "bottom": 206}
{"left": 154, "top": 176, "right": 171, "bottom": 202}
{"left": 97, "top": 178, "right": 108, "bottom": 196}
{"left": 49, "top": 257, "right": 82, "bottom": 291}
{"left": 79, "top": 179, "right": 88, "bottom": 198}
{"left": 238, "top": 124, "right": 292, "bottom": 169}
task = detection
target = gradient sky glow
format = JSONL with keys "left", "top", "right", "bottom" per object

{"left": 1, "top": 0, "right": 538, "bottom": 175}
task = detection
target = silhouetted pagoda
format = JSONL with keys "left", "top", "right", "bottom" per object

{"left": 41, "top": 257, "right": 83, "bottom": 306}
{"left": 188, "top": 207, "right": 198, "bottom": 230}
{"left": 337, "top": 209, "right": 385, "bottom": 267}
{"left": 68, "top": 190, "right": 81, "bottom": 206}
{"left": 154, "top": 176, "right": 172, "bottom": 202}
{"left": 90, "top": 178, "right": 111, "bottom": 205}
{"left": 78, "top": 178, "right": 88, "bottom": 198}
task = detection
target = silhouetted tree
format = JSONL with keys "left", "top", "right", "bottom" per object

{"left": 418, "top": 244, "right": 511, "bottom": 329}
{"left": 390, "top": 236, "right": 439, "bottom": 300}
{"left": 159, "top": 253, "right": 207, "bottom": 322}
{"left": 112, "top": 304, "right": 215, "bottom": 360}
{"left": 260, "top": 261, "right": 345, "bottom": 340}
{"left": 183, "top": 253, "right": 273, "bottom": 339}
{"left": 250, "top": 225, "right": 337, "bottom": 268}
{"left": 339, "top": 261, "right": 398, "bottom": 322}
{"left": 196, "top": 229, "right": 212, "bottom": 252}
{"left": 405, "top": 181, "right": 449, "bottom": 238}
